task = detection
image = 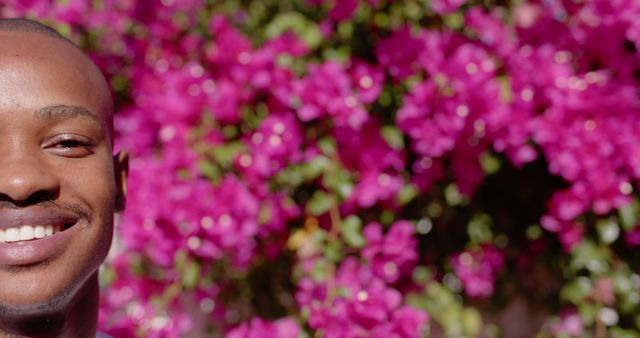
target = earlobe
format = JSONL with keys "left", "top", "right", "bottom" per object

{"left": 114, "top": 151, "right": 129, "bottom": 212}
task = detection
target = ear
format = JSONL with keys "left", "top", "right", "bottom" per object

{"left": 113, "top": 151, "right": 129, "bottom": 212}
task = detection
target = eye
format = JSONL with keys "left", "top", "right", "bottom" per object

{"left": 56, "top": 139, "right": 87, "bottom": 148}
{"left": 44, "top": 135, "right": 96, "bottom": 158}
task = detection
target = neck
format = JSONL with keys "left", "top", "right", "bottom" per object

{"left": 0, "top": 273, "right": 99, "bottom": 338}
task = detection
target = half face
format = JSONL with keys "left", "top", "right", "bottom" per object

{"left": 0, "top": 31, "right": 124, "bottom": 310}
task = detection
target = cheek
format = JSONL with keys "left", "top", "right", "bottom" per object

{"left": 59, "top": 156, "right": 117, "bottom": 207}
{"left": 60, "top": 157, "right": 116, "bottom": 267}
{"left": 57, "top": 155, "right": 118, "bottom": 252}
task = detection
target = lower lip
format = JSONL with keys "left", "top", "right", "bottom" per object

{"left": 0, "top": 225, "right": 76, "bottom": 267}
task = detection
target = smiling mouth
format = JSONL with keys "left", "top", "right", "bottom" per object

{"left": 0, "top": 223, "right": 73, "bottom": 244}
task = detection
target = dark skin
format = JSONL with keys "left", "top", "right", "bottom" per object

{"left": 0, "top": 31, "right": 127, "bottom": 337}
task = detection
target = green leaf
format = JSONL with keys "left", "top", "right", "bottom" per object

{"left": 100, "top": 265, "right": 117, "bottom": 286}
{"left": 382, "top": 125, "right": 405, "bottom": 150}
{"left": 610, "top": 327, "right": 640, "bottom": 338}
{"left": 341, "top": 215, "right": 366, "bottom": 248}
{"left": 570, "top": 241, "right": 610, "bottom": 275}
{"left": 404, "top": 1, "right": 426, "bottom": 20}
{"left": 222, "top": 125, "right": 238, "bottom": 139}
{"left": 619, "top": 200, "right": 639, "bottom": 230}
{"left": 209, "top": 141, "right": 246, "bottom": 169}
{"left": 259, "top": 204, "right": 272, "bottom": 224}
{"left": 496, "top": 75, "right": 513, "bottom": 103}
{"left": 337, "top": 21, "right": 354, "bottom": 39}
{"left": 597, "top": 219, "right": 620, "bottom": 244}
{"left": 173, "top": 250, "right": 188, "bottom": 269}
{"left": 336, "top": 181, "right": 354, "bottom": 199}
{"left": 318, "top": 137, "right": 337, "bottom": 157}
{"left": 560, "top": 277, "right": 592, "bottom": 303}
{"left": 273, "top": 157, "right": 330, "bottom": 188}
{"left": 322, "top": 165, "right": 352, "bottom": 198}
{"left": 306, "top": 191, "right": 336, "bottom": 216}
{"left": 412, "top": 266, "right": 432, "bottom": 284}
{"left": 305, "top": 156, "right": 330, "bottom": 180}
{"left": 445, "top": 184, "right": 467, "bottom": 206}
{"left": 461, "top": 308, "right": 482, "bottom": 336}
{"left": 379, "top": 90, "right": 392, "bottom": 107}
{"left": 311, "top": 259, "right": 327, "bottom": 281}
{"left": 480, "top": 152, "right": 501, "bottom": 175}
{"left": 418, "top": 282, "right": 479, "bottom": 337}
{"left": 336, "top": 286, "right": 351, "bottom": 298}
{"left": 427, "top": 202, "right": 444, "bottom": 218}
{"left": 199, "top": 160, "right": 220, "bottom": 181}
{"left": 398, "top": 183, "right": 419, "bottom": 206}
{"left": 265, "top": 12, "right": 322, "bottom": 49}
{"left": 467, "top": 213, "right": 493, "bottom": 244}
{"left": 577, "top": 302, "right": 598, "bottom": 325}
{"left": 374, "top": 12, "right": 390, "bottom": 28}
{"left": 526, "top": 225, "right": 543, "bottom": 240}
{"left": 322, "top": 46, "right": 351, "bottom": 64}
{"left": 323, "top": 241, "right": 343, "bottom": 262}
{"left": 443, "top": 12, "right": 464, "bottom": 30}
{"left": 381, "top": 210, "right": 395, "bottom": 225}
{"left": 182, "top": 260, "right": 201, "bottom": 290}
{"left": 110, "top": 75, "right": 129, "bottom": 92}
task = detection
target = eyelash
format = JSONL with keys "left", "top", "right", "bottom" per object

{"left": 55, "top": 139, "right": 91, "bottom": 148}
{"left": 45, "top": 135, "right": 96, "bottom": 157}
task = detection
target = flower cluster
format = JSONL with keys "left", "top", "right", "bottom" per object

{"left": 5, "top": 0, "right": 640, "bottom": 336}
{"left": 451, "top": 245, "right": 504, "bottom": 298}
{"left": 296, "top": 257, "right": 428, "bottom": 338}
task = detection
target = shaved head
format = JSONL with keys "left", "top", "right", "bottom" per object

{"left": 0, "top": 18, "right": 76, "bottom": 47}
{"left": 0, "top": 19, "right": 114, "bottom": 140}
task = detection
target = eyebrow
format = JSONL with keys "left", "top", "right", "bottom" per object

{"left": 34, "top": 104, "right": 103, "bottom": 127}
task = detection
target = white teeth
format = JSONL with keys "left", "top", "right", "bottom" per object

{"left": 34, "top": 226, "right": 45, "bottom": 239}
{"left": 19, "top": 226, "right": 34, "bottom": 241}
{"left": 5, "top": 228, "right": 19, "bottom": 243}
{"left": 0, "top": 225, "right": 61, "bottom": 243}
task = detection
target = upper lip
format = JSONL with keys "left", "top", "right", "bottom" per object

{"left": 0, "top": 207, "right": 79, "bottom": 229}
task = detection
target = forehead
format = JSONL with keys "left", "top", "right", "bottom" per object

{"left": 0, "top": 31, "right": 112, "bottom": 127}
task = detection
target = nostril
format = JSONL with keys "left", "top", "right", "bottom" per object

{"left": 0, "top": 189, "right": 60, "bottom": 208}
{"left": 19, "top": 190, "right": 59, "bottom": 207}
{"left": 26, "top": 190, "right": 58, "bottom": 203}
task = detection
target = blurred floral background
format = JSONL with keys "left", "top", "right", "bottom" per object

{"left": 3, "top": 0, "right": 640, "bottom": 337}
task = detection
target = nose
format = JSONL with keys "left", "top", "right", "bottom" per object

{"left": 0, "top": 155, "right": 60, "bottom": 204}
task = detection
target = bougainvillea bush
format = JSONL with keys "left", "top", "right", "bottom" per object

{"left": 4, "top": 0, "right": 640, "bottom": 336}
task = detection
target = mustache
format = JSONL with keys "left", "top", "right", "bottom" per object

{"left": 0, "top": 200, "right": 92, "bottom": 224}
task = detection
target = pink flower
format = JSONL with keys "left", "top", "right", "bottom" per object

{"left": 362, "top": 221, "right": 418, "bottom": 283}
{"left": 375, "top": 26, "right": 424, "bottom": 80}
{"left": 228, "top": 317, "right": 301, "bottom": 338}
{"left": 551, "top": 309, "right": 584, "bottom": 337}
{"left": 293, "top": 60, "right": 368, "bottom": 128}
{"left": 349, "top": 58, "right": 385, "bottom": 104}
{"left": 296, "top": 258, "right": 429, "bottom": 337}
{"left": 206, "top": 15, "right": 252, "bottom": 67}
{"left": 329, "top": 0, "right": 359, "bottom": 21}
{"left": 451, "top": 245, "right": 504, "bottom": 298}
{"left": 625, "top": 224, "right": 640, "bottom": 246}
{"left": 431, "top": 0, "right": 466, "bottom": 14}
{"left": 238, "top": 112, "right": 303, "bottom": 178}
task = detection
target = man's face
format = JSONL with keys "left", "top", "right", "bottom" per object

{"left": 0, "top": 31, "right": 125, "bottom": 310}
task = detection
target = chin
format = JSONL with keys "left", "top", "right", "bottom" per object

{"left": 0, "top": 269, "right": 101, "bottom": 337}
